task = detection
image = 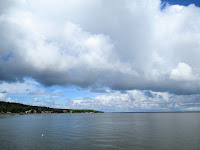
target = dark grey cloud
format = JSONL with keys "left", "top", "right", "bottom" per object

{"left": 0, "top": 0, "right": 16, "bottom": 14}
{"left": 90, "top": 88, "right": 108, "bottom": 93}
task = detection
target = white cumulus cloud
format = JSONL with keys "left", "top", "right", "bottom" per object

{"left": 170, "top": 62, "right": 199, "bottom": 81}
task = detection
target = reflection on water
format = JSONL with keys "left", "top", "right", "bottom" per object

{"left": 0, "top": 113, "right": 200, "bottom": 150}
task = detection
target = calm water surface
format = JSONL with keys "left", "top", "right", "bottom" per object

{"left": 0, "top": 113, "right": 200, "bottom": 150}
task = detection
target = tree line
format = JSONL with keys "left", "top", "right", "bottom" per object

{"left": 0, "top": 101, "right": 103, "bottom": 113}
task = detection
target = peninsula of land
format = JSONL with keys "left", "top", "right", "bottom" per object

{"left": 0, "top": 101, "right": 103, "bottom": 114}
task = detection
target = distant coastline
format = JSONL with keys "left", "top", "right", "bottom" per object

{"left": 110, "top": 111, "right": 200, "bottom": 113}
{"left": 0, "top": 101, "right": 103, "bottom": 114}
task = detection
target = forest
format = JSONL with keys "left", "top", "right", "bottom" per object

{"left": 0, "top": 101, "right": 103, "bottom": 114}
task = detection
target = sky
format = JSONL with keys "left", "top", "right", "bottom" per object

{"left": 0, "top": 0, "right": 200, "bottom": 112}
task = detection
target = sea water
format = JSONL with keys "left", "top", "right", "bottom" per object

{"left": 0, "top": 113, "right": 200, "bottom": 150}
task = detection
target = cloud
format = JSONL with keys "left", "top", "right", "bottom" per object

{"left": 184, "top": 107, "right": 200, "bottom": 111}
{"left": 6, "top": 97, "right": 18, "bottom": 103}
{"left": 30, "top": 89, "right": 45, "bottom": 95}
{"left": 0, "top": 80, "right": 37, "bottom": 94}
{"left": 170, "top": 62, "right": 199, "bottom": 81}
{"left": 66, "top": 90, "right": 200, "bottom": 112}
{"left": 66, "top": 90, "right": 167, "bottom": 112}
{"left": 0, "top": 0, "right": 200, "bottom": 95}
{"left": 0, "top": 92, "right": 6, "bottom": 100}
{"left": 33, "top": 97, "right": 39, "bottom": 102}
